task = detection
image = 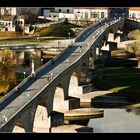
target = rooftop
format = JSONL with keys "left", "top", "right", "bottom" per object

{"left": 74, "top": 7, "right": 108, "bottom": 10}
{"left": 129, "top": 7, "right": 140, "bottom": 11}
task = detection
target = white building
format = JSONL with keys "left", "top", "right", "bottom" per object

{"left": 73, "top": 7, "right": 108, "bottom": 20}
{"left": 40, "top": 7, "right": 108, "bottom": 20}
{"left": 0, "top": 7, "right": 16, "bottom": 16}
{"left": 129, "top": 7, "right": 140, "bottom": 19}
{"left": 40, "top": 7, "right": 74, "bottom": 19}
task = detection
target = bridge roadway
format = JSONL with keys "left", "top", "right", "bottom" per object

{"left": 0, "top": 18, "right": 123, "bottom": 131}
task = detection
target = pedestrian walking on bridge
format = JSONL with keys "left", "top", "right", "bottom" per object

{"left": 16, "top": 86, "right": 20, "bottom": 92}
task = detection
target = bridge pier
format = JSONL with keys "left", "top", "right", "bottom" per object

{"left": 100, "top": 50, "right": 111, "bottom": 61}
{"left": 49, "top": 111, "right": 64, "bottom": 127}
{"left": 100, "top": 41, "right": 118, "bottom": 61}
{"left": 78, "top": 58, "right": 95, "bottom": 85}
{"left": 108, "top": 32, "right": 122, "bottom": 44}
{"left": 101, "top": 41, "right": 118, "bottom": 51}
{"left": 53, "top": 96, "right": 80, "bottom": 113}
{"left": 20, "top": 110, "right": 34, "bottom": 132}
{"left": 4, "top": 125, "right": 15, "bottom": 132}
{"left": 96, "top": 47, "right": 101, "bottom": 59}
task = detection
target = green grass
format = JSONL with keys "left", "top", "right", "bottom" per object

{"left": 94, "top": 67, "right": 140, "bottom": 101}
{"left": 98, "top": 67, "right": 140, "bottom": 74}
{"left": 95, "top": 75, "right": 140, "bottom": 92}
{"left": 0, "top": 38, "right": 51, "bottom": 45}
{"left": 35, "top": 22, "right": 81, "bottom": 37}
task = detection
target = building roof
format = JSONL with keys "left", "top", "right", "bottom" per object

{"left": 74, "top": 7, "right": 108, "bottom": 10}
{"left": 129, "top": 7, "right": 140, "bottom": 11}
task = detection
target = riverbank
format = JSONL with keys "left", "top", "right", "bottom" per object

{"left": 94, "top": 67, "right": 140, "bottom": 103}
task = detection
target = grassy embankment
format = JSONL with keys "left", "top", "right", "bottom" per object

{"left": 94, "top": 67, "right": 140, "bottom": 101}
{"left": 0, "top": 22, "right": 81, "bottom": 45}
{"left": 34, "top": 22, "right": 81, "bottom": 37}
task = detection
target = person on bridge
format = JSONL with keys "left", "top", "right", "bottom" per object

{"left": 31, "top": 59, "right": 36, "bottom": 78}
{"left": 71, "top": 41, "right": 73, "bottom": 45}
{"left": 3, "top": 115, "right": 8, "bottom": 123}
{"left": 47, "top": 76, "right": 52, "bottom": 83}
{"left": 47, "top": 76, "right": 50, "bottom": 82}
{"left": 47, "top": 73, "right": 53, "bottom": 83}
{"left": 16, "top": 86, "right": 20, "bottom": 92}
{"left": 80, "top": 45, "right": 82, "bottom": 53}
{"left": 58, "top": 41, "right": 60, "bottom": 46}
{"left": 87, "top": 43, "right": 90, "bottom": 47}
{"left": 31, "top": 72, "right": 36, "bottom": 78}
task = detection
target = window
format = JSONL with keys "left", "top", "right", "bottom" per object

{"left": 85, "top": 12, "right": 88, "bottom": 19}
{"left": 92, "top": 12, "right": 97, "bottom": 18}
{"left": 59, "top": 9, "right": 61, "bottom": 12}
{"left": 101, "top": 12, "right": 104, "bottom": 18}
{"left": 67, "top": 9, "right": 69, "bottom": 13}
{"left": 18, "top": 21, "right": 20, "bottom": 25}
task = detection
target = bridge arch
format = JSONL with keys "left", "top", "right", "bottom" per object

{"left": 68, "top": 71, "right": 82, "bottom": 96}
{"left": 32, "top": 105, "right": 49, "bottom": 132}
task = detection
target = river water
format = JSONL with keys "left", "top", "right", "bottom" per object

{"left": 88, "top": 108, "right": 140, "bottom": 133}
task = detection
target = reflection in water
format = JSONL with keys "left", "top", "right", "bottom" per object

{"left": 88, "top": 108, "right": 140, "bottom": 133}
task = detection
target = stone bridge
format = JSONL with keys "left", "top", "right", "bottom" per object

{"left": 0, "top": 17, "right": 137, "bottom": 132}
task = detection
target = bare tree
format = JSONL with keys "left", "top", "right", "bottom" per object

{"left": 17, "top": 7, "right": 40, "bottom": 23}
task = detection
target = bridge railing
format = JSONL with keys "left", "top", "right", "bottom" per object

{"left": 74, "top": 18, "right": 111, "bottom": 42}
{"left": 86, "top": 18, "right": 122, "bottom": 44}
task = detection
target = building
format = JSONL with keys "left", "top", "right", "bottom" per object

{"left": 129, "top": 7, "right": 140, "bottom": 19}
{"left": 73, "top": 7, "right": 108, "bottom": 20}
{"left": 39, "top": 7, "right": 108, "bottom": 20}
{"left": 108, "top": 8, "right": 129, "bottom": 18}
{"left": 39, "top": 7, "right": 74, "bottom": 20}
{"left": 0, "top": 7, "right": 16, "bottom": 16}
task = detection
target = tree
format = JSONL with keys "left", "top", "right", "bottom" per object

{"left": 17, "top": 8, "right": 39, "bottom": 24}
{"left": 128, "top": 29, "right": 140, "bottom": 41}
{"left": 0, "top": 49, "right": 17, "bottom": 95}
{"left": 127, "top": 29, "right": 140, "bottom": 68}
